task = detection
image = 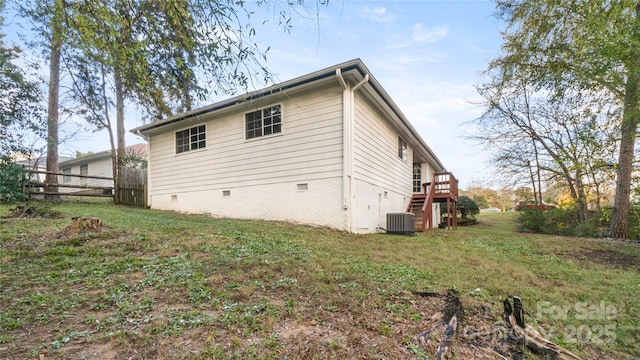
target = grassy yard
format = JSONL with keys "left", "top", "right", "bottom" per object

{"left": 0, "top": 202, "right": 638, "bottom": 359}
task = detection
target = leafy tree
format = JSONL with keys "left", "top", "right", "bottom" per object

{"left": 514, "top": 187, "right": 533, "bottom": 202}
{"left": 62, "top": 1, "right": 168, "bottom": 201}
{"left": 473, "top": 75, "right": 617, "bottom": 223}
{"left": 0, "top": 0, "right": 44, "bottom": 157}
{"left": 457, "top": 195, "right": 479, "bottom": 219}
{"left": 485, "top": 0, "right": 637, "bottom": 238}
{"left": 463, "top": 183, "right": 521, "bottom": 210}
{"left": 62, "top": 0, "right": 304, "bottom": 201}
{"left": 17, "top": 0, "right": 328, "bottom": 203}
{"left": 17, "top": 0, "right": 67, "bottom": 199}
{"left": 0, "top": 156, "right": 29, "bottom": 202}
{"left": 471, "top": 194, "right": 489, "bottom": 209}
{"left": 121, "top": 153, "right": 146, "bottom": 169}
{"left": 75, "top": 151, "right": 94, "bottom": 158}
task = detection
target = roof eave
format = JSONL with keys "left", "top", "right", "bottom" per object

{"left": 130, "top": 58, "right": 446, "bottom": 171}
{"left": 59, "top": 150, "right": 112, "bottom": 167}
{"left": 131, "top": 59, "right": 366, "bottom": 135}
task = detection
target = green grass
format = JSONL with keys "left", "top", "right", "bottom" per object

{"left": 0, "top": 202, "right": 638, "bottom": 359}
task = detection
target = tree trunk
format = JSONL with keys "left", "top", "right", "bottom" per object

{"left": 69, "top": 216, "right": 103, "bottom": 231}
{"left": 97, "top": 63, "right": 117, "bottom": 204}
{"left": 610, "top": 4, "right": 640, "bottom": 240}
{"left": 527, "top": 161, "right": 538, "bottom": 204}
{"left": 575, "top": 173, "right": 588, "bottom": 224}
{"left": 45, "top": 0, "right": 63, "bottom": 201}
{"left": 113, "top": 70, "right": 126, "bottom": 204}
{"left": 610, "top": 112, "right": 637, "bottom": 239}
{"left": 532, "top": 140, "right": 543, "bottom": 204}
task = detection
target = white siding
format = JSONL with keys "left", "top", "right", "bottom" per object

{"left": 352, "top": 95, "right": 413, "bottom": 232}
{"left": 58, "top": 157, "right": 114, "bottom": 193}
{"left": 147, "top": 84, "right": 348, "bottom": 230}
{"left": 422, "top": 163, "right": 437, "bottom": 186}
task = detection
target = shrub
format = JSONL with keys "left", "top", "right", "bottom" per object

{"left": 592, "top": 206, "right": 640, "bottom": 240}
{"left": 614, "top": 205, "right": 640, "bottom": 240}
{"left": 516, "top": 207, "right": 547, "bottom": 233}
{"left": 0, "top": 156, "right": 29, "bottom": 203}
{"left": 514, "top": 205, "right": 631, "bottom": 238}
{"left": 574, "top": 218, "right": 603, "bottom": 238}
{"left": 545, "top": 207, "right": 580, "bottom": 236}
{"left": 457, "top": 195, "right": 479, "bottom": 219}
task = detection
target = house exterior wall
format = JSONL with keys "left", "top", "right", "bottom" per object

{"left": 147, "top": 84, "right": 349, "bottom": 230}
{"left": 58, "top": 156, "right": 114, "bottom": 193}
{"left": 351, "top": 94, "right": 414, "bottom": 233}
{"left": 138, "top": 60, "right": 450, "bottom": 233}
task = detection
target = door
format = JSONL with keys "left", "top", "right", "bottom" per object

{"left": 355, "top": 180, "right": 379, "bottom": 233}
{"left": 413, "top": 163, "right": 422, "bottom": 193}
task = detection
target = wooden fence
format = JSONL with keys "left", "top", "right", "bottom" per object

{"left": 26, "top": 171, "right": 114, "bottom": 198}
{"left": 26, "top": 167, "right": 147, "bottom": 207}
{"left": 118, "top": 167, "right": 147, "bottom": 208}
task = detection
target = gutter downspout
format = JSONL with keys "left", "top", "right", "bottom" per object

{"left": 135, "top": 129, "right": 149, "bottom": 142}
{"left": 336, "top": 68, "right": 369, "bottom": 232}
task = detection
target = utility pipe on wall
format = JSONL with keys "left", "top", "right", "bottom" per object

{"left": 336, "top": 68, "right": 369, "bottom": 232}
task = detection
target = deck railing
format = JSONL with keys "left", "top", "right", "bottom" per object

{"left": 422, "top": 172, "right": 458, "bottom": 197}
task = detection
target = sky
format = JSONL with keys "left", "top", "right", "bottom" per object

{"left": 244, "top": 0, "right": 505, "bottom": 189}
{"left": 6, "top": 0, "right": 505, "bottom": 189}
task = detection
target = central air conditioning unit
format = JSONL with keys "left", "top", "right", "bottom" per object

{"left": 386, "top": 213, "right": 415, "bottom": 235}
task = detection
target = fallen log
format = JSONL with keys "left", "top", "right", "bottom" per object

{"left": 503, "top": 296, "right": 582, "bottom": 360}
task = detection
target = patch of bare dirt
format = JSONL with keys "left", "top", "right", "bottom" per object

{"left": 564, "top": 249, "right": 639, "bottom": 271}
{"left": 2, "top": 288, "right": 628, "bottom": 360}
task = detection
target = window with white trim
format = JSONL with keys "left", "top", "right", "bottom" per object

{"left": 245, "top": 104, "right": 282, "bottom": 139}
{"left": 176, "top": 125, "right": 206, "bottom": 154}
{"left": 62, "top": 167, "right": 71, "bottom": 183}
{"left": 80, "top": 163, "right": 88, "bottom": 176}
{"left": 398, "top": 137, "right": 407, "bottom": 161}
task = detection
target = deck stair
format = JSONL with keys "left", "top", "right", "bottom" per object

{"left": 405, "top": 172, "right": 458, "bottom": 231}
{"left": 406, "top": 193, "right": 429, "bottom": 231}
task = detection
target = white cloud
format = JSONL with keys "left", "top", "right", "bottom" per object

{"left": 389, "top": 24, "right": 448, "bottom": 49}
{"left": 411, "top": 24, "right": 447, "bottom": 44}
{"left": 359, "top": 6, "right": 396, "bottom": 24}
{"left": 395, "top": 53, "right": 446, "bottom": 65}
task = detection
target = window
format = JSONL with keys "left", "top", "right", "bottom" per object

{"left": 398, "top": 137, "right": 407, "bottom": 161}
{"left": 80, "top": 164, "right": 88, "bottom": 176}
{"left": 245, "top": 104, "right": 282, "bottom": 139}
{"left": 62, "top": 168, "right": 71, "bottom": 183}
{"left": 413, "top": 163, "right": 422, "bottom": 193}
{"left": 176, "top": 125, "right": 206, "bottom": 154}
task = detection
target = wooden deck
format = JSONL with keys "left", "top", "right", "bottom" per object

{"left": 406, "top": 172, "right": 458, "bottom": 231}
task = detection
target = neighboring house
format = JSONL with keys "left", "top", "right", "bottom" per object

{"left": 132, "top": 59, "right": 455, "bottom": 233}
{"left": 13, "top": 154, "right": 47, "bottom": 184}
{"left": 58, "top": 144, "right": 147, "bottom": 193}
{"left": 13, "top": 154, "right": 73, "bottom": 183}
